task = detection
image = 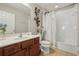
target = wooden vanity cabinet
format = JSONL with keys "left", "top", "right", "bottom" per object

{"left": 0, "top": 48, "right": 3, "bottom": 56}
{"left": 29, "top": 45, "right": 36, "bottom": 56}
{"left": 25, "top": 48, "right": 29, "bottom": 56}
{"left": 29, "top": 44, "right": 40, "bottom": 56}
{"left": 29, "top": 37, "right": 40, "bottom": 56}
{"left": 21, "top": 39, "right": 34, "bottom": 56}
{"left": 0, "top": 37, "right": 40, "bottom": 56}
{"left": 34, "top": 37, "right": 39, "bottom": 44}
{"left": 21, "top": 39, "right": 33, "bottom": 49}
{"left": 34, "top": 37, "right": 40, "bottom": 55}
{"left": 12, "top": 50, "right": 26, "bottom": 56}
{"left": 10, "top": 48, "right": 29, "bottom": 56}
{"left": 3, "top": 43, "right": 21, "bottom": 56}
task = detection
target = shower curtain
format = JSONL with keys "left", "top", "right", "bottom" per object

{"left": 45, "top": 13, "right": 52, "bottom": 42}
{"left": 42, "top": 12, "right": 56, "bottom": 48}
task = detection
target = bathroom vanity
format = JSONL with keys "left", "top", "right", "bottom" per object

{"left": 0, "top": 35, "right": 40, "bottom": 56}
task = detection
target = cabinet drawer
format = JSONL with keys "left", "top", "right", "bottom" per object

{"left": 3, "top": 43, "right": 21, "bottom": 56}
{"left": 22, "top": 39, "right": 33, "bottom": 49}
{"left": 0, "top": 48, "right": 3, "bottom": 56}
{"left": 12, "top": 50, "right": 26, "bottom": 56}
{"left": 34, "top": 37, "right": 39, "bottom": 44}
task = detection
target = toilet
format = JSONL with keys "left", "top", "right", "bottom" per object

{"left": 41, "top": 40, "right": 51, "bottom": 55}
{"left": 37, "top": 32, "right": 51, "bottom": 55}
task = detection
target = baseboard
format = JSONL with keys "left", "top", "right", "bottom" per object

{"left": 56, "top": 42, "right": 78, "bottom": 55}
{"left": 51, "top": 45, "right": 57, "bottom": 49}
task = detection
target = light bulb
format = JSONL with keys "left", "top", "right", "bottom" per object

{"left": 55, "top": 5, "right": 58, "bottom": 8}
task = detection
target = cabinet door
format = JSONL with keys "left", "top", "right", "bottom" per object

{"left": 12, "top": 50, "right": 26, "bottom": 56}
{"left": 34, "top": 44, "right": 40, "bottom": 56}
{"left": 29, "top": 46, "right": 36, "bottom": 56}
{"left": 29, "top": 44, "right": 40, "bottom": 56}
{"left": 3, "top": 43, "right": 21, "bottom": 56}
{"left": 25, "top": 48, "right": 29, "bottom": 56}
{"left": 0, "top": 48, "right": 3, "bottom": 56}
{"left": 22, "top": 39, "right": 33, "bottom": 49}
{"left": 34, "top": 37, "right": 39, "bottom": 44}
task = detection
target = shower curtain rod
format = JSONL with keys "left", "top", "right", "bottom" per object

{"left": 44, "top": 3, "right": 77, "bottom": 15}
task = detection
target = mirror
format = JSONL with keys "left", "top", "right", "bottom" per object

{"left": 0, "top": 3, "right": 31, "bottom": 35}
{"left": 0, "top": 10, "right": 15, "bottom": 34}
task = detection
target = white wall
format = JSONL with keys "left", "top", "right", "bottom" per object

{"left": 0, "top": 4, "right": 30, "bottom": 33}
{"left": 76, "top": 4, "right": 79, "bottom": 55}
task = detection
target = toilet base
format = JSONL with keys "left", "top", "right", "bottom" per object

{"left": 41, "top": 45, "right": 50, "bottom": 55}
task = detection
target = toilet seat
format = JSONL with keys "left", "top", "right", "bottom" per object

{"left": 41, "top": 40, "right": 51, "bottom": 47}
{"left": 41, "top": 40, "right": 50, "bottom": 45}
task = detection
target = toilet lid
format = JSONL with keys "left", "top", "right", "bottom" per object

{"left": 41, "top": 44, "right": 50, "bottom": 47}
{"left": 41, "top": 41, "right": 50, "bottom": 45}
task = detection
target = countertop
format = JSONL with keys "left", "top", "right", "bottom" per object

{"left": 0, "top": 35, "right": 40, "bottom": 47}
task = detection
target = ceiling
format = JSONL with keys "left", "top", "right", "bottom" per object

{"left": 2, "top": 3, "right": 31, "bottom": 15}
{"left": 0, "top": 3, "right": 73, "bottom": 14}
{"left": 36, "top": 3, "right": 73, "bottom": 11}
{"left": 5, "top": 3, "right": 72, "bottom": 12}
